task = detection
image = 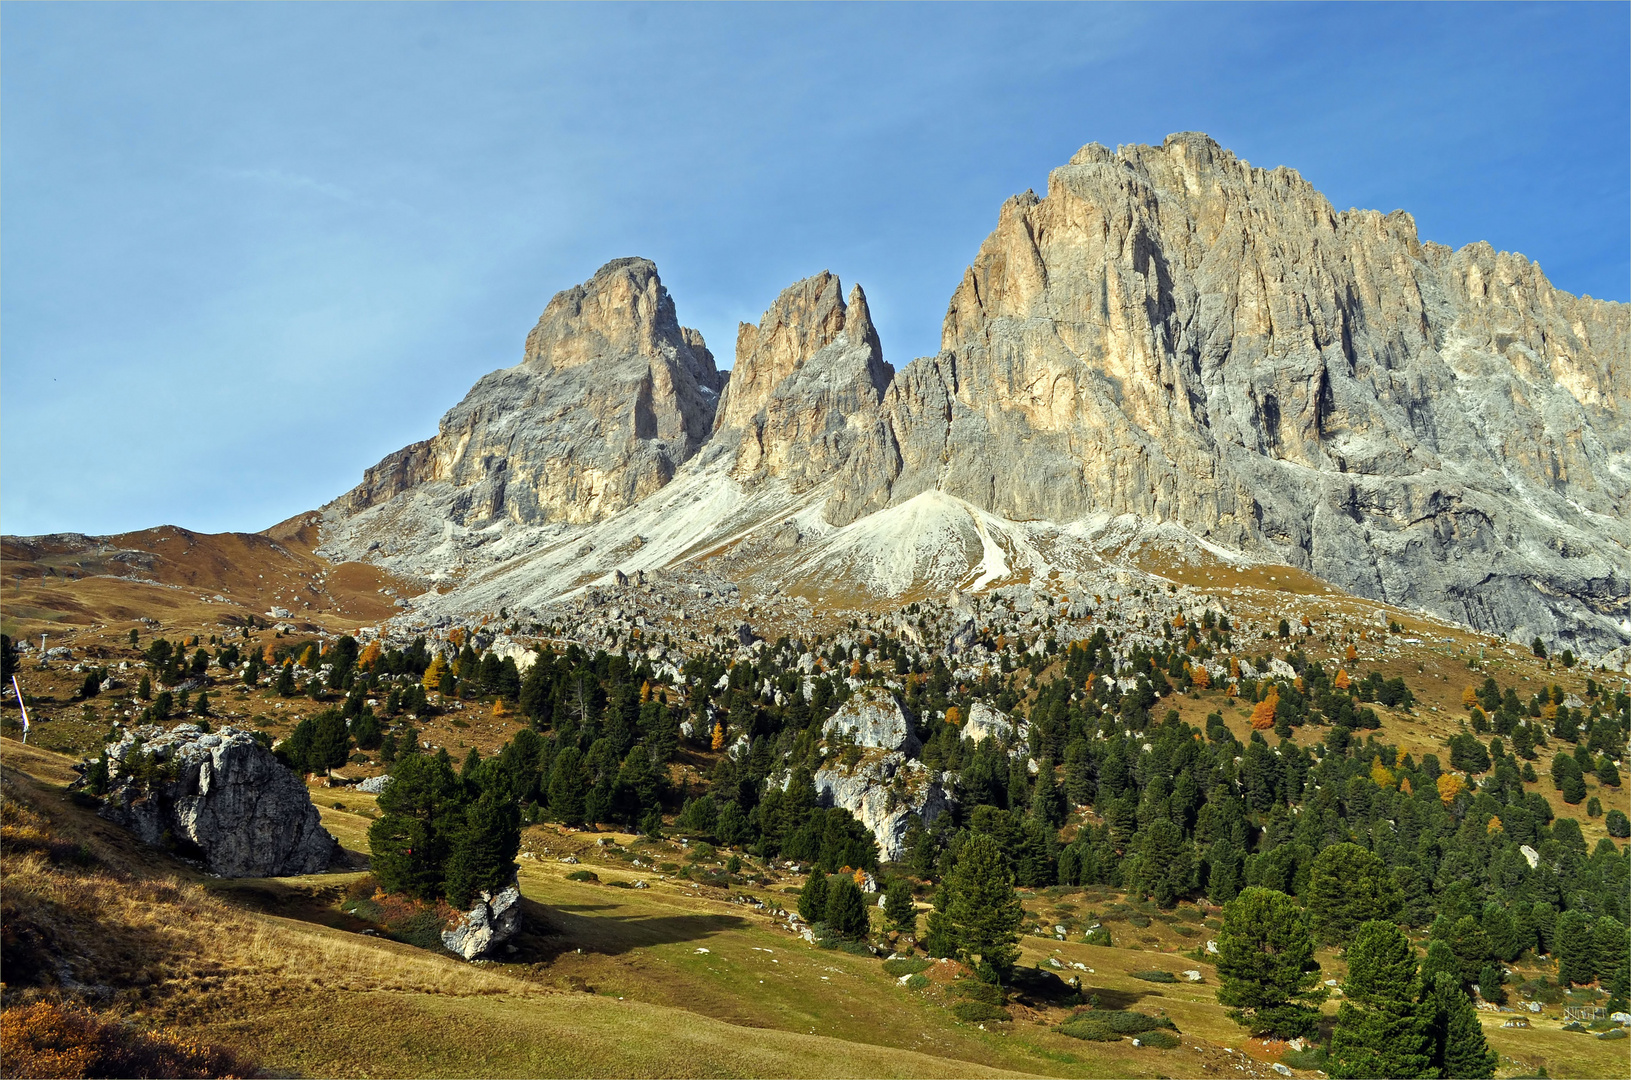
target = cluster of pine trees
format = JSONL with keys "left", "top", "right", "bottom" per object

{"left": 339, "top": 622, "right": 1626, "bottom": 1015}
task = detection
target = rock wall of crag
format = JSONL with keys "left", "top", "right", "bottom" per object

{"left": 833, "top": 133, "right": 1630, "bottom": 650}
{"left": 320, "top": 258, "right": 724, "bottom": 565}
{"left": 711, "top": 271, "right": 893, "bottom": 492}
{"left": 317, "top": 134, "right": 1629, "bottom": 651}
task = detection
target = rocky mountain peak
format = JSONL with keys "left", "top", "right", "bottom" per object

{"left": 319, "top": 135, "right": 1629, "bottom": 653}
{"left": 714, "top": 272, "right": 894, "bottom": 489}
{"left": 321, "top": 258, "right": 723, "bottom": 545}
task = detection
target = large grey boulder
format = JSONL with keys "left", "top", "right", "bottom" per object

{"left": 961, "top": 700, "right": 1028, "bottom": 747}
{"left": 822, "top": 687, "right": 920, "bottom": 754}
{"left": 813, "top": 752, "right": 952, "bottom": 863}
{"left": 441, "top": 879, "right": 523, "bottom": 960}
{"left": 97, "top": 724, "right": 336, "bottom": 877}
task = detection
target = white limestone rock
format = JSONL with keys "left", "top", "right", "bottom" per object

{"left": 441, "top": 880, "right": 523, "bottom": 960}
{"left": 961, "top": 700, "right": 1028, "bottom": 747}
{"left": 822, "top": 687, "right": 920, "bottom": 754}
{"left": 813, "top": 752, "right": 952, "bottom": 863}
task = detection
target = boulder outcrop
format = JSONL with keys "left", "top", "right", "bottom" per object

{"left": 822, "top": 688, "right": 920, "bottom": 755}
{"left": 813, "top": 752, "right": 952, "bottom": 863}
{"left": 961, "top": 700, "right": 1028, "bottom": 747}
{"left": 97, "top": 724, "right": 337, "bottom": 877}
{"left": 441, "top": 879, "right": 523, "bottom": 960}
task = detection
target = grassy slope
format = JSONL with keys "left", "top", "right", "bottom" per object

{"left": 6, "top": 732, "right": 1628, "bottom": 1078}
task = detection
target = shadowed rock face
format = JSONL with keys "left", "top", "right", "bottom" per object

{"left": 331, "top": 258, "right": 724, "bottom": 529}
{"left": 320, "top": 135, "right": 1629, "bottom": 651}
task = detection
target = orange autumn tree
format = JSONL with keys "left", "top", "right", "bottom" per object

{"left": 945, "top": 705, "right": 963, "bottom": 726}
{"left": 711, "top": 722, "right": 726, "bottom": 751}
{"left": 1334, "top": 668, "right": 1351, "bottom": 690}
{"left": 1462, "top": 686, "right": 1478, "bottom": 710}
{"left": 1191, "top": 664, "right": 1211, "bottom": 690}
{"left": 1345, "top": 644, "right": 1358, "bottom": 661}
{"left": 1250, "top": 686, "right": 1280, "bottom": 729}
{"left": 1437, "top": 773, "right": 1466, "bottom": 806}
{"left": 358, "top": 640, "right": 382, "bottom": 670}
{"left": 422, "top": 654, "right": 447, "bottom": 693}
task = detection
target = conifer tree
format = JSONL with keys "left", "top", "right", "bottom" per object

{"left": 368, "top": 753, "right": 463, "bottom": 901}
{"left": 824, "top": 874, "right": 869, "bottom": 939}
{"left": 884, "top": 877, "right": 918, "bottom": 936}
{"left": 422, "top": 654, "right": 447, "bottom": 694}
{"left": 1308, "top": 843, "right": 1403, "bottom": 946}
{"left": 1215, "top": 887, "right": 1327, "bottom": 1038}
{"left": 443, "top": 789, "right": 521, "bottom": 909}
{"left": 1421, "top": 972, "right": 1497, "bottom": 1079}
{"left": 547, "top": 746, "right": 587, "bottom": 826}
{"left": 1329, "top": 920, "right": 1433, "bottom": 1079}
{"left": 945, "top": 833, "right": 1024, "bottom": 982}
{"left": 798, "top": 869, "right": 830, "bottom": 923}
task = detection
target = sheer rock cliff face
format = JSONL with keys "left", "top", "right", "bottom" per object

{"left": 330, "top": 257, "right": 724, "bottom": 530}
{"left": 712, "top": 272, "right": 894, "bottom": 492}
{"left": 321, "top": 134, "right": 1629, "bottom": 650}
{"left": 832, "top": 134, "right": 1630, "bottom": 647}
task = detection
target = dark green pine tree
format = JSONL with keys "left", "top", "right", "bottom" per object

{"left": 1307, "top": 843, "right": 1403, "bottom": 946}
{"left": 442, "top": 789, "right": 521, "bottom": 909}
{"left": 547, "top": 746, "right": 588, "bottom": 826}
{"left": 1328, "top": 920, "right": 1433, "bottom": 1079}
{"left": 1422, "top": 972, "right": 1497, "bottom": 1079}
{"left": 883, "top": 877, "right": 918, "bottom": 936}
{"left": 824, "top": 874, "right": 869, "bottom": 939}
{"left": 1555, "top": 910, "right": 1597, "bottom": 987}
{"left": 277, "top": 660, "right": 296, "bottom": 697}
{"left": 367, "top": 753, "right": 464, "bottom": 901}
{"left": 797, "top": 869, "right": 830, "bottom": 923}
{"left": 310, "top": 710, "right": 351, "bottom": 774}
{"left": 1214, "top": 887, "right": 1328, "bottom": 1039}
{"left": 944, "top": 833, "right": 1024, "bottom": 983}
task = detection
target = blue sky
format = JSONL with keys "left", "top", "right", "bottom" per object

{"left": 3, "top": 2, "right": 1626, "bottom": 537}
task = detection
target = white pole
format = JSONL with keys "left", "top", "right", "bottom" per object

{"left": 12, "top": 675, "right": 29, "bottom": 743}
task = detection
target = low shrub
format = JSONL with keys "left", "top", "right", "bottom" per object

{"left": 1138, "top": 1029, "right": 1179, "bottom": 1049}
{"left": 1057, "top": 1019, "right": 1119, "bottom": 1041}
{"left": 1083, "top": 926, "right": 1113, "bottom": 947}
{"left": 950, "top": 1001, "right": 1011, "bottom": 1023}
{"left": 565, "top": 869, "right": 599, "bottom": 882}
{"left": 953, "top": 981, "right": 1006, "bottom": 1007}
{"left": 1597, "top": 1029, "right": 1627, "bottom": 1041}
{"left": 882, "top": 957, "right": 932, "bottom": 977}
{"left": 0, "top": 1001, "right": 252, "bottom": 1078}
{"left": 904, "top": 973, "right": 930, "bottom": 990}
{"left": 1127, "top": 914, "right": 1152, "bottom": 928}
{"left": 1132, "top": 969, "right": 1177, "bottom": 983}
{"left": 1062, "top": 1009, "right": 1177, "bottom": 1036}
{"left": 1282, "top": 1045, "right": 1329, "bottom": 1071}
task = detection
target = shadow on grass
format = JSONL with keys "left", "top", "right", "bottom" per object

{"left": 511, "top": 896, "right": 747, "bottom": 962}
{"left": 1076, "top": 986, "right": 1159, "bottom": 1011}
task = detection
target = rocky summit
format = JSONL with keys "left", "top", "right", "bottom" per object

{"left": 319, "top": 134, "right": 1629, "bottom": 654}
